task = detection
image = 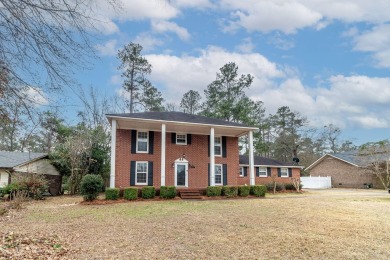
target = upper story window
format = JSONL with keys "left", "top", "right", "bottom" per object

{"left": 136, "top": 131, "right": 148, "bottom": 153}
{"left": 214, "top": 136, "right": 222, "bottom": 156}
{"left": 280, "top": 168, "right": 289, "bottom": 178}
{"left": 259, "top": 167, "right": 267, "bottom": 177}
{"left": 176, "top": 134, "right": 187, "bottom": 145}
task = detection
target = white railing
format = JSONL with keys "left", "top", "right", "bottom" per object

{"left": 301, "top": 176, "right": 332, "bottom": 189}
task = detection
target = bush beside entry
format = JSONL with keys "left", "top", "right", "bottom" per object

{"left": 250, "top": 185, "right": 266, "bottom": 197}
{"left": 222, "top": 186, "right": 238, "bottom": 198}
{"left": 80, "top": 174, "right": 103, "bottom": 201}
{"left": 160, "top": 186, "right": 176, "bottom": 199}
{"left": 206, "top": 186, "right": 222, "bottom": 196}
{"left": 238, "top": 186, "right": 250, "bottom": 197}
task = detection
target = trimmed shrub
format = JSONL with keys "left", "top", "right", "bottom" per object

{"left": 124, "top": 187, "right": 138, "bottom": 200}
{"left": 250, "top": 185, "right": 266, "bottom": 197}
{"left": 105, "top": 188, "right": 120, "bottom": 200}
{"left": 142, "top": 186, "right": 156, "bottom": 199}
{"left": 265, "top": 182, "right": 284, "bottom": 192}
{"left": 238, "top": 185, "right": 250, "bottom": 197}
{"left": 160, "top": 186, "right": 176, "bottom": 199}
{"left": 285, "top": 183, "right": 295, "bottom": 190}
{"left": 80, "top": 174, "right": 104, "bottom": 201}
{"left": 222, "top": 186, "right": 238, "bottom": 198}
{"left": 206, "top": 186, "right": 222, "bottom": 197}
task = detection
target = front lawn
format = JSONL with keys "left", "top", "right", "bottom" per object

{"left": 1, "top": 189, "right": 389, "bottom": 259}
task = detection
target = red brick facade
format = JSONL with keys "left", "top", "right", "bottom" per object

{"left": 237, "top": 167, "right": 301, "bottom": 186}
{"left": 115, "top": 129, "right": 240, "bottom": 189}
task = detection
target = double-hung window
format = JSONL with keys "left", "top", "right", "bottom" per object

{"left": 280, "top": 168, "right": 289, "bottom": 178}
{"left": 259, "top": 167, "right": 267, "bottom": 177}
{"left": 239, "top": 167, "right": 244, "bottom": 177}
{"left": 176, "top": 134, "right": 187, "bottom": 145}
{"left": 214, "top": 137, "right": 222, "bottom": 156}
{"left": 136, "top": 131, "right": 148, "bottom": 153}
{"left": 215, "top": 164, "right": 223, "bottom": 185}
{"left": 136, "top": 162, "right": 148, "bottom": 185}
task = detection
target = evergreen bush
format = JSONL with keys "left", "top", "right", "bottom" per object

{"left": 222, "top": 186, "right": 238, "bottom": 198}
{"left": 105, "top": 188, "right": 120, "bottom": 200}
{"left": 160, "top": 186, "right": 176, "bottom": 199}
{"left": 206, "top": 186, "right": 222, "bottom": 196}
{"left": 250, "top": 185, "right": 266, "bottom": 197}
{"left": 238, "top": 185, "right": 250, "bottom": 197}
{"left": 80, "top": 174, "right": 104, "bottom": 201}
{"left": 124, "top": 187, "right": 138, "bottom": 200}
{"left": 142, "top": 186, "right": 156, "bottom": 199}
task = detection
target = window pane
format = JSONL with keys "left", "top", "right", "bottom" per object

{"left": 137, "top": 162, "right": 147, "bottom": 172}
{"left": 214, "top": 146, "right": 221, "bottom": 155}
{"left": 137, "top": 172, "right": 147, "bottom": 183}
{"left": 215, "top": 165, "right": 222, "bottom": 184}
{"left": 214, "top": 137, "right": 221, "bottom": 144}
{"left": 138, "top": 132, "right": 147, "bottom": 139}
{"left": 259, "top": 167, "right": 267, "bottom": 176}
{"left": 138, "top": 141, "right": 147, "bottom": 152}
{"left": 176, "top": 134, "right": 186, "bottom": 144}
{"left": 281, "top": 168, "right": 288, "bottom": 177}
{"left": 215, "top": 175, "right": 222, "bottom": 184}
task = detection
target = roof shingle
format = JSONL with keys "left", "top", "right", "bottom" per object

{"left": 0, "top": 151, "right": 47, "bottom": 168}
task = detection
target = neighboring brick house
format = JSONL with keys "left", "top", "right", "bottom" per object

{"left": 107, "top": 112, "right": 302, "bottom": 190}
{"left": 0, "top": 151, "right": 62, "bottom": 195}
{"left": 239, "top": 155, "right": 302, "bottom": 186}
{"left": 306, "top": 151, "right": 382, "bottom": 189}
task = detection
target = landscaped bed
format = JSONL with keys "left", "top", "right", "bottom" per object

{"left": 1, "top": 189, "right": 389, "bottom": 259}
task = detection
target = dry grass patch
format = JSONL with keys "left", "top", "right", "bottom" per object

{"left": 1, "top": 190, "right": 390, "bottom": 259}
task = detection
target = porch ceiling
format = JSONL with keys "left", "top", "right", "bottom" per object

{"left": 108, "top": 116, "right": 256, "bottom": 137}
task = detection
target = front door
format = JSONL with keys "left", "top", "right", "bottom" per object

{"left": 175, "top": 162, "right": 188, "bottom": 187}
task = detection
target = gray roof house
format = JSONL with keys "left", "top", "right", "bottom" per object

{"left": 0, "top": 151, "right": 62, "bottom": 195}
{"left": 306, "top": 150, "right": 384, "bottom": 189}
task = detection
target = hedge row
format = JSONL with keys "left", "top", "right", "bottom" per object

{"left": 105, "top": 186, "right": 177, "bottom": 200}
{"left": 206, "top": 185, "right": 266, "bottom": 198}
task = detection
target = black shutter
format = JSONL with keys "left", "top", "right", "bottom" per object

{"left": 244, "top": 167, "right": 248, "bottom": 177}
{"left": 222, "top": 136, "right": 227, "bottom": 158}
{"left": 207, "top": 135, "right": 210, "bottom": 157}
{"left": 288, "top": 168, "right": 292, "bottom": 177}
{"left": 277, "top": 168, "right": 281, "bottom": 177}
{"left": 187, "top": 134, "right": 192, "bottom": 144}
{"left": 130, "top": 161, "right": 136, "bottom": 186}
{"left": 256, "top": 167, "right": 259, "bottom": 177}
{"left": 208, "top": 163, "right": 210, "bottom": 186}
{"left": 223, "top": 164, "right": 227, "bottom": 185}
{"left": 267, "top": 167, "right": 271, "bottom": 177}
{"left": 171, "top": 133, "right": 176, "bottom": 144}
{"left": 148, "top": 161, "right": 153, "bottom": 186}
{"left": 149, "top": 131, "right": 154, "bottom": 154}
{"left": 131, "top": 130, "right": 137, "bottom": 154}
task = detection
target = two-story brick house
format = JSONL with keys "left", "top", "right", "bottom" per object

{"left": 107, "top": 112, "right": 300, "bottom": 190}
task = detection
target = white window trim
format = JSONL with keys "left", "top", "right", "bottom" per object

{"left": 135, "top": 161, "right": 148, "bottom": 185}
{"left": 214, "top": 136, "right": 222, "bottom": 157}
{"left": 215, "top": 164, "right": 223, "bottom": 185}
{"left": 259, "top": 167, "right": 267, "bottom": 177}
{"left": 239, "top": 166, "right": 244, "bottom": 177}
{"left": 280, "top": 168, "right": 289, "bottom": 178}
{"left": 136, "top": 131, "right": 149, "bottom": 153}
{"left": 176, "top": 133, "right": 187, "bottom": 145}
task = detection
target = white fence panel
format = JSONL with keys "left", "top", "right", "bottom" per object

{"left": 301, "top": 176, "right": 332, "bottom": 189}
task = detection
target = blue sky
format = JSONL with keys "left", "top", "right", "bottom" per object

{"left": 49, "top": 0, "right": 390, "bottom": 145}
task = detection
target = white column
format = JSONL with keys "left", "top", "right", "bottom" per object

{"left": 210, "top": 127, "right": 215, "bottom": 186}
{"left": 249, "top": 130, "right": 255, "bottom": 185}
{"left": 110, "top": 119, "right": 117, "bottom": 188}
{"left": 161, "top": 124, "right": 166, "bottom": 186}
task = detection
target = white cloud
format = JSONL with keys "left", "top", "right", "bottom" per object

{"left": 267, "top": 33, "right": 295, "bottom": 50}
{"left": 146, "top": 46, "right": 284, "bottom": 100}
{"left": 151, "top": 20, "right": 191, "bottom": 41}
{"left": 95, "top": 39, "right": 119, "bottom": 56}
{"left": 353, "top": 24, "right": 390, "bottom": 68}
{"left": 219, "top": 0, "right": 390, "bottom": 34}
{"left": 235, "top": 37, "right": 255, "bottom": 53}
{"left": 173, "top": 0, "right": 214, "bottom": 9}
{"left": 134, "top": 33, "right": 164, "bottom": 51}
{"left": 22, "top": 87, "right": 48, "bottom": 106}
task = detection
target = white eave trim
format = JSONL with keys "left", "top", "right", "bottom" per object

{"left": 239, "top": 164, "right": 304, "bottom": 169}
{"left": 106, "top": 115, "right": 258, "bottom": 132}
{"left": 305, "top": 154, "right": 359, "bottom": 171}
